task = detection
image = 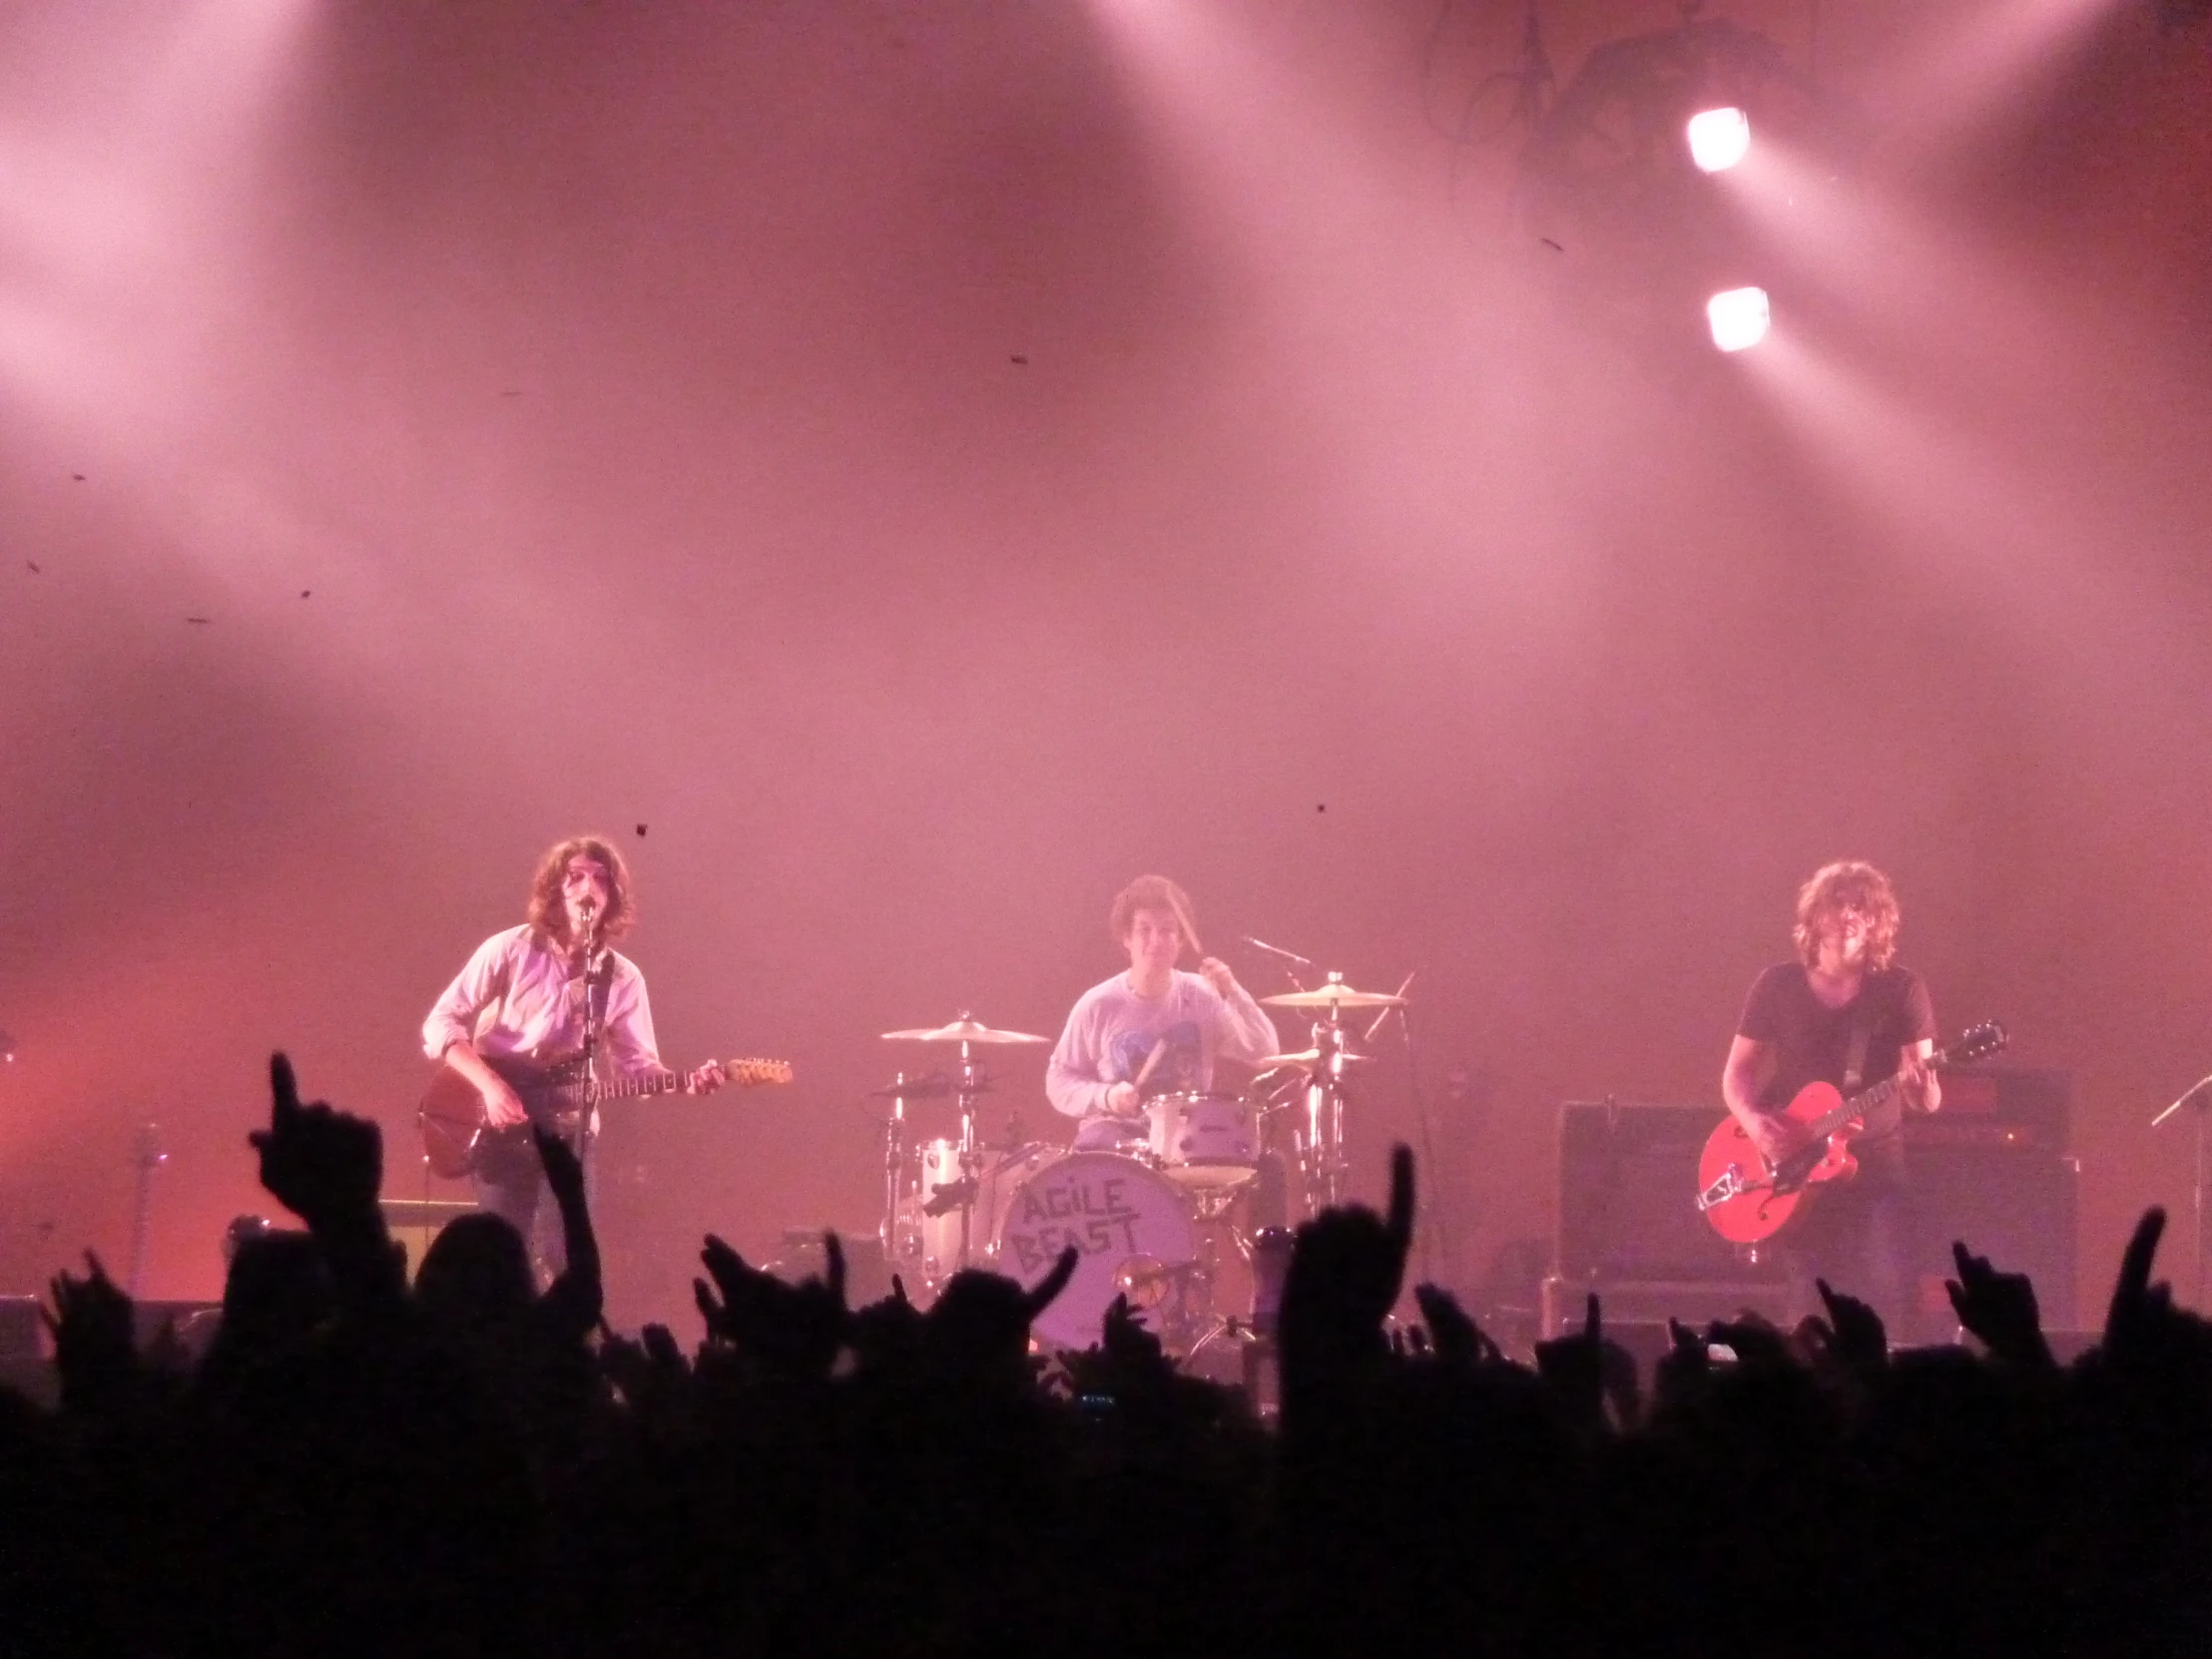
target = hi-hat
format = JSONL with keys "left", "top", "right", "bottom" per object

{"left": 867, "top": 1073, "right": 953, "bottom": 1099}
{"left": 1260, "top": 980, "right": 1405, "bottom": 1010}
{"left": 1252, "top": 1047, "right": 1375, "bottom": 1068}
{"left": 880, "top": 1016, "right": 1048, "bottom": 1045}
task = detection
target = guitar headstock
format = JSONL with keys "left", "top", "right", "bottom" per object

{"left": 1943, "top": 1021, "right": 2008, "bottom": 1068}
{"left": 719, "top": 1057, "right": 794, "bottom": 1087}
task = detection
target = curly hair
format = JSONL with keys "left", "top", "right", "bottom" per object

{"left": 1108, "top": 874, "right": 1202, "bottom": 957}
{"left": 525, "top": 836, "right": 637, "bottom": 946}
{"left": 1793, "top": 859, "right": 1900, "bottom": 971}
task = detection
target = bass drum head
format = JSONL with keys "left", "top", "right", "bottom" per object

{"left": 991, "top": 1152, "right": 1195, "bottom": 1352}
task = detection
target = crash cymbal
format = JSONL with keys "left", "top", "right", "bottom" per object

{"left": 880, "top": 1016, "right": 1049, "bottom": 1045}
{"left": 1259, "top": 979, "right": 1405, "bottom": 1010}
{"left": 1251, "top": 1047, "right": 1375, "bottom": 1068}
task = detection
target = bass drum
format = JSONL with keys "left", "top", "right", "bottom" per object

{"left": 991, "top": 1151, "right": 1195, "bottom": 1352}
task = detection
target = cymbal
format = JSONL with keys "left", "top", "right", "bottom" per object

{"left": 867, "top": 1073, "right": 952, "bottom": 1100}
{"left": 880, "top": 1017, "right": 1049, "bottom": 1046}
{"left": 1260, "top": 982, "right": 1405, "bottom": 1010}
{"left": 1251, "top": 1047, "right": 1375, "bottom": 1068}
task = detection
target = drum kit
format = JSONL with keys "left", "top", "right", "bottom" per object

{"left": 872, "top": 970, "right": 1408, "bottom": 1358}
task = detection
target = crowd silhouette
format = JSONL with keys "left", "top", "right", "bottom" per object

{"left": 3, "top": 1053, "right": 2208, "bottom": 1656}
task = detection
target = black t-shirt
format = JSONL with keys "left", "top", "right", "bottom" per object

{"left": 1737, "top": 963, "right": 1937, "bottom": 1145}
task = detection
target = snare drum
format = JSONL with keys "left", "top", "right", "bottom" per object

{"left": 991, "top": 1151, "right": 1196, "bottom": 1351}
{"left": 1143, "top": 1091, "right": 1259, "bottom": 1187}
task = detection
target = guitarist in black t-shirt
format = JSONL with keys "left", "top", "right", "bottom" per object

{"left": 1721, "top": 860, "right": 1941, "bottom": 1340}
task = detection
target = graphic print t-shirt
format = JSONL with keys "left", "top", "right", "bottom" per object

{"left": 1045, "top": 970, "right": 1280, "bottom": 1128}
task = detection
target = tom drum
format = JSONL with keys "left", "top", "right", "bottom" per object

{"left": 1143, "top": 1091, "right": 1260, "bottom": 1187}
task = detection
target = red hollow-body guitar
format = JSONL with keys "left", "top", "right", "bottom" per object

{"left": 1695, "top": 1021, "right": 2007, "bottom": 1245}
{"left": 418, "top": 1052, "right": 792, "bottom": 1180}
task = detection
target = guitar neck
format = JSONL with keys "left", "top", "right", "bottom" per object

{"left": 509, "top": 1057, "right": 790, "bottom": 1113}
{"left": 1807, "top": 1045, "right": 1955, "bottom": 1140}
{"left": 590, "top": 1070, "right": 684, "bottom": 1103}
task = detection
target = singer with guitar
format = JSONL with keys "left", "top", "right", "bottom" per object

{"left": 1720, "top": 860, "right": 1940, "bottom": 1341}
{"left": 422, "top": 836, "right": 726, "bottom": 1273}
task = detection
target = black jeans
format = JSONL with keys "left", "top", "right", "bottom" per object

{"left": 1789, "top": 1151, "right": 1934, "bottom": 1344}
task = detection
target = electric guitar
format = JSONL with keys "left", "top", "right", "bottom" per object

{"left": 1694, "top": 1021, "right": 2007, "bottom": 1245}
{"left": 418, "top": 1052, "right": 793, "bottom": 1179}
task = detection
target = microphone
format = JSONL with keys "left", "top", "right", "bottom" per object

{"left": 1243, "top": 934, "right": 1314, "bottom": 969}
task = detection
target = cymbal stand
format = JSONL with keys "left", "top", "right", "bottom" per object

{"left": 952, "top": 1028, "right": 988, "bottom": 1271}
{"left": 1300, "top": 999, "right": 1356, "bottom": 1217}
{"left": 879, "top": 1073, "right": 919, "bottom": 1263}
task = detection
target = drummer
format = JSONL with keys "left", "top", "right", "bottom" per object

{"left": 1046, "top": 875, "right": 1281, "bottom": 1153}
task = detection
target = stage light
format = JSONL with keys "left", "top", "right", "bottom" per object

{"left": 1686, "top": 107, "right": 1751, "bottom": 173}
{"left": 1706, "top": 286, "right": 1770, "bottom": 351}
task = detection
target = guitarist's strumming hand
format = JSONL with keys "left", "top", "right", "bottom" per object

{"left": 1738, "top": 1110, "right": 1796, "bottom": 1169}
{"left": 482, "top": 1076, "right": 529, "bottom": 1126}
{"left": 439, "top": 1040, "right": 529, "bottom": 1127}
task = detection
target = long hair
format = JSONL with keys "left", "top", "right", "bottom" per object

{"left": 525, "top": 836, "right": 637, "bottom": 947}
{"left": 1108, "top": 874, "right": 1201, "bottom": 957}
{"left": 1793, "top": 859, "right": 1900, "bottom": 971}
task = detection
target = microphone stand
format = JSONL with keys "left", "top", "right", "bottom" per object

{"left": 2150, "top": 1073, "right": 2212, "bottom": 1308}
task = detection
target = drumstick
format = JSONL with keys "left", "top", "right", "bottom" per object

{"left": 1131, "top": 1036, "right": 1169, "bottom": 1098}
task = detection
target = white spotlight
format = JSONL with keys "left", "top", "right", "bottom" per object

{"left": 1686, "top": 106, "right": 1751, "bottom": 173}
{"left": 1706, "top": 286, "right": 1771, "bottom": 351}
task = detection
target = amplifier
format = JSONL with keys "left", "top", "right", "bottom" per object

{"left": 1539, "top": 1275, "right": 1802, "bottom": 1339}
{"left": 1909, "top": 1147, "right": 2078, "bottom": 1330}
{"left": 1924, "top": 1067, "right": 2069, "bottom": 1141}
{"left": 1556, "top": 1101, "right": 1786, "bottom": 1284}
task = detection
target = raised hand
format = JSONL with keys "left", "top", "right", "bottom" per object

{"left": 1281, "top": 1145, "right": 1415, "bottom": 1355}
{"left": 916, "top": 1249, "right": 1078, "bottom": 1382}
{"left": 1813, "top": 1277, "right": 1891, "bottom": 1379}
{"left": 695, "top": 1231, "right": 848, "bottom": 1382}
{"left": 2102, "top": 1207, "right": 2172, "bottom": 1363}
{"left": 1411, "top": 1283, "right": 1502, "bottom": 1372}
{"left": 249, "top": 1053, "right": 382, "bottom": 1228}
{"left": 43, "top": 1251, "right": 140, "bottom": 1411}
{"left": 1534, "top": 1294, "right": 1620, "bottom": 1432}
{"left": 1945, "top": 1241, "right": 2050, "bottom": 1369}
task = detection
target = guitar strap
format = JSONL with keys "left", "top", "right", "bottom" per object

{"left": 1842, "top": 1014, "right": 1872, "bottom": 1094}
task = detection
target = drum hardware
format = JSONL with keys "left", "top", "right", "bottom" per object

{"left": 1180, "top": 1317, "right": 1278, "bottom": 1416}
{"left": 1112, "top": 1254, "right": 1173, "bottom": 1312}
{"left": 1252, "top": 1047, "right": 1374, "bottom": 1070}
{"left": 867, "top": 1071, "right": 950, "bottom": 1101}
{"left": 882, "top": 1014, "right": 1046, "bottom": 1275}
{"left": 1259, "top": 972, "right": 1412, "bottom": 1218}
{"left": 1258, "top": 975, "right": 1407, "bottom": 1012}
{"left": 919, "top": 1175, "right": 977, "bottom": 1217}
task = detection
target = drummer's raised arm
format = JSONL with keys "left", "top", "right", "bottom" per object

{"left": 1209, "top": 968, "right": 1281, "bottom": 1066}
